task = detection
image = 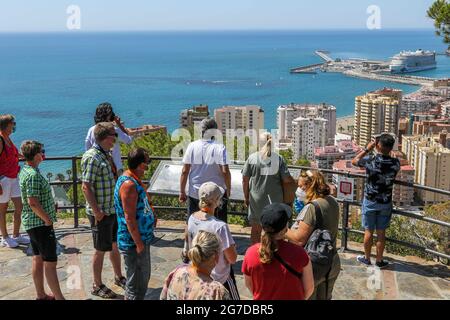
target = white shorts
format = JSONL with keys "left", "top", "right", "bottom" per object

{"left": 0, "top": 177, "right": 21, "bottom": 204}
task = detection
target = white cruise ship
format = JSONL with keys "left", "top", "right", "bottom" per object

{"left": 389, "top": 50, "right": 436, "bottom": 73}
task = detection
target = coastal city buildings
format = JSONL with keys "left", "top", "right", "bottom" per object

{"left": 127, "top": 124, "right": 167, "bottom": 137}
{"left": 412, "top": 117, "right": 450, "bottom": 135}
{"left": 277, "top": 103, "right": 336, "bottom": 145}
{"left": 214, "top": 105, "right": 264, "bottom": 135}
{"left": 353, "top": 88, "right": 402, "bottom": 148}
{"left": 402, "top": 132, "right": 450, "bottom": 204}
{"left": 292, "top": 117, "right": 328, "bottom": 161}
{"left": 400, "top": 93, "right": 432, "bottom": 117}
{"left": 441, "top": 101, "right": 450, "bottom": 117}
{"left": 180, "top": 104, "right": 210, "bottom": 128}
{"left": 314, "top": 140, "right": 361, "bottom": 170}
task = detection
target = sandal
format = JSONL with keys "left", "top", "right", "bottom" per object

{"left": 91, "top": 284, "right": 117, "bottom": 299}
{"left": 114, "top": 276, "right": 127, "bottom": 289}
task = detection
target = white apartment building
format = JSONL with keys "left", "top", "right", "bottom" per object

{"left": 292, "top": 117, "right": 328, "bottom": 161}
{"left": 277, "top": 103, "right": 336, "bottom": 144}
{"left": 214, "top": 105, "right": 264, "bottom": 135}
{"left": 400, "top": 94, "right": 432, "bottom": 117}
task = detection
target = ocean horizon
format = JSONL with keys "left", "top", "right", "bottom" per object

{"left": 0, "top": 29, "right": 448, "bottom": 173}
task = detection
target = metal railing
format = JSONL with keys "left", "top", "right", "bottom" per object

{"left": 14, "top": 155, "right": 450, "bottom": 261}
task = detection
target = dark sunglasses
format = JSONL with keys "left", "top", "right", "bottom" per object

{"left": 40, "top": 149, "right": 46, "bottom": 154}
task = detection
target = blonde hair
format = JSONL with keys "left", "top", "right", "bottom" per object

{"left": 258, "top": 230, "right": 279, "bottom": 264}
{"left": 188, "top": 231, "right": 221, "bottom": 267}
{"left": 300, "top": 170, "right": 331, "bottom": 203}
{"left": 259, "top": 132, "right": 272, "bottom": 159}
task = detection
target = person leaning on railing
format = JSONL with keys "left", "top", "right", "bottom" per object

{"left": 18, "top": 140, "right": 65, "bottom": 300}
{"left": 351, "top": 133, "right": 400, "bottom": 269}
{"left": 160, "top": 230, "right": 231, "bottom": 300}
{"left": 0, "top": 114, "right": 30, "bottom": 248}
{"left": 114, "top": 147, "right": 156, "bottom": 300}
{"left": 285, "top": 170, "right": 341, "bottom": 300}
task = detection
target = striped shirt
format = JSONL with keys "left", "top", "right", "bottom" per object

{"left": 81, "top": 146, "right": 116, "bottom": 216}
{"left": 19, "top": 164, "right": 57, "bottom": 231}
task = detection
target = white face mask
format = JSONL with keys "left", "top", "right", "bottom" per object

{"left": 296, "top": 188, "right": 307, "bottom": 202}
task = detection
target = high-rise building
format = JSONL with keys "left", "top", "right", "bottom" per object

{"left": 214, "top": 105, "right": 264, "bottom": 135}
{"left": 277, "top": 103, "right": 336, "bottom": 145}
{"left": 402, "top": 134, "right": 450, "bottom": 204}
{"left": 180, "top": 104, "right": 210, "bottom": 128}
{"left": 353, "top": 88, "right": 402, "bottom": 148}
{"left": 292, "top": 117, "right": 327, "bottom": 161}
{"left": 400, "top": 93, "right": 432, "bottom": 117}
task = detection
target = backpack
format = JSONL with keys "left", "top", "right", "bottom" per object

{"left": 304, "top": 201, "right": 336, "bottom": 281}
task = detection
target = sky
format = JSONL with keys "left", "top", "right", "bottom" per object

{"left": 0, "top": 0, "right": 438, "bottom": 32}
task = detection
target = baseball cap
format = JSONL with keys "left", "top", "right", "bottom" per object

{"left": 260, "top": 203, "right": 292, "bottom": 234}
{"left": 198, "top": 182, "right": 224, "bottom": 203}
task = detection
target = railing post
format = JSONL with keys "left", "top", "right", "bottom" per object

{"left": 341, "top": 200, "right": 349, "bottom": 252}
{"left": 72, "top": 157, "right": 79, "bottom": 228}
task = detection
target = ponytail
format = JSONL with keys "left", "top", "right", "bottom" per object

{"left": 258, "top": 231, "right": 278, "bottom": 264}
{"left": 259, "top": 132, "right": 272, "bottom": 159}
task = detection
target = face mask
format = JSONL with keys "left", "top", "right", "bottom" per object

{"left": 296, "top": 188, "right": 307, "bottom": 202}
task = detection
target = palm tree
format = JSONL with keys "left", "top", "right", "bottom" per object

{"left": 56, "top": 173, "right": 65, "bottom": 182}
{"left": 66, "top": 169, "right": 72, "bottom": 180}
{"left": 427, "top": 0, "right": 450, "bottom": 51}
{"left": 46, "top": 172, "right": 53, "bottom": 182}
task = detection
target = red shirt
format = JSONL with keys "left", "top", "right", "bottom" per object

{"left": 242, "top": 240, "right": 310, "bottom": 300}
{"left": 0, "top": 137, "right": 20, "bottom": 178}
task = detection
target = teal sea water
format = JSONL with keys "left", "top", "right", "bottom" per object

{"left": 0, "top": 30, "right": 449, "bottom": 173}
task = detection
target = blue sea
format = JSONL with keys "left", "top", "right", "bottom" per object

{"left": 0, "top": 30, "right": 449, "bottom": 173}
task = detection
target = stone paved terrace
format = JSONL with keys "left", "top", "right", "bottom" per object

{"left": 1, "top": 219, "right": 449, "bottom": 300}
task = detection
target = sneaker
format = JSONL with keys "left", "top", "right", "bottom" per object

{"left": 1, "top": 237, "right": 19, "bottom": 248}
{"left": 12, "top": 235, "right": 30, "bottom": 245}
{"left": 375, "top": 260, "right": 389, "bottom": 269}
{"left": 357, "top": 255, "right": 372, "bottom": 266}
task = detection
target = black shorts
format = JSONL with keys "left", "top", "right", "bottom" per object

{"left": 88, "top": 214, "right": 118, "bottom": 252}
{"left": 27, "top": 225, "right": 57, "bottom": 262}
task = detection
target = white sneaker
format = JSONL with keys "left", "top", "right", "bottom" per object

{"left": 13, "top": 235, "right": 30, "bottom": 245}
{"left": 1, "top": 237, "right": 19, "bottom": 248}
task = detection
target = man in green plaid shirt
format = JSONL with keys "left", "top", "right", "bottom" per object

{"left": 81, "top": 121, "right": 126, "bottom": 299}
{"left": 19, "top": 140, "right": 65, "bottom": 300}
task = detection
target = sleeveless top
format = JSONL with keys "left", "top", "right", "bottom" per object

{"left": 114, "top": 175, "right": 155, "bottom": 250}
{"left": 0, "top": 136, "right": 20, "bottom": 178}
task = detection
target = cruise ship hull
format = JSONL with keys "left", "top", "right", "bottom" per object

{"left": 390, "top": 64, "right": 437, "bottom": 74}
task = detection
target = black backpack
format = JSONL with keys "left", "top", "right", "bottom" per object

{"left": 304, "top": 201, "right": 336, "bottom": 281}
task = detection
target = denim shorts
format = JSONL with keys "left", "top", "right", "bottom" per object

{"left": 361, "top": 198, "right": 393, "bottom": 231}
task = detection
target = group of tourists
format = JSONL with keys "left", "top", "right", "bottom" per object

{"left": 0, "top": 102, "right": 400, "bottom": 300}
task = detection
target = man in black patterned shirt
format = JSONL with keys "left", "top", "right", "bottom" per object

{"left": 352, "top": 133, "right": 400, "bottom": 269}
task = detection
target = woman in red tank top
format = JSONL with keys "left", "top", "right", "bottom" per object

{"left": 0, "top": 114, "right": 28, "bottom": 248}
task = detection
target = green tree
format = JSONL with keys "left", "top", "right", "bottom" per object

{"left": 428, "top": 0, "right": 450, "bottom": 49}
{"left": 295, "top": 157, "right": 311, "bottom": 167}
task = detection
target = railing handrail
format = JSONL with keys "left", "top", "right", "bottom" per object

{"left": 15, "top": 155, "right": 450, "bottom": 262}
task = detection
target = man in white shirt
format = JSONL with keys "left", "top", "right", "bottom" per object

{"left": 85, "top": 103, "right": 133, "bottom": 176}
{"left": 179, "top": 118, "right": 231, "bottom": 223}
